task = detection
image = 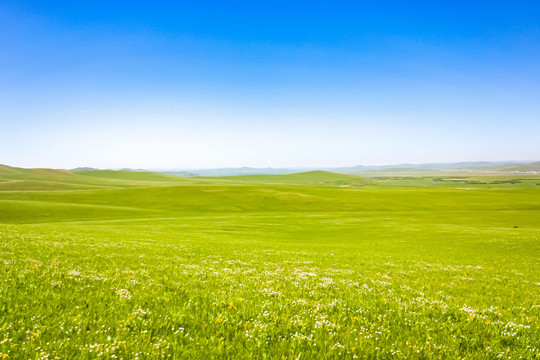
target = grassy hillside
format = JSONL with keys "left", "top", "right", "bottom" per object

{"left": 0, "top": 167, "right": 539, "bottom": 358}
{"left": 213, "top": 170, "right": 371, "bottom": 186}
{"left": 71, "top": 169, "right": 192, "bottom": 182}
{"left": 0, "top": 164, "right": 202, "bottom": 191}
{"left": 0, "top": 164, "right": 77, "bottom": 181}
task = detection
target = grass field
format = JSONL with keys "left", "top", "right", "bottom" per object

{"left": 1, "top": 165, "right": 539, "bottom": 359}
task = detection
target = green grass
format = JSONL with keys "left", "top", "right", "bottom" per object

{"left": 211, "top": 171, "right": 372, "bottom": 186}
{"left": 0, "top": 165, "right": 539, "bottom": 359}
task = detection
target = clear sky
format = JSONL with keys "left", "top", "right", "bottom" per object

{"left": 1, "top": 1, "right": 539, "bottom": 169}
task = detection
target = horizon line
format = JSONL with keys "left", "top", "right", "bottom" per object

{"left": 2, "top": 159, "right": 538, "bottom": 171}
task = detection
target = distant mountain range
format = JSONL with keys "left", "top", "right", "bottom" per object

{"left": 331, "top": 161, "right": 540, "bottom": 174}
{"left": 68, "top": 161, "right": 540, "bottom": 177}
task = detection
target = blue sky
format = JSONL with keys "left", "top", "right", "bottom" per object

{"left": 1, "top": 1, "right": 539, "bottom": 168}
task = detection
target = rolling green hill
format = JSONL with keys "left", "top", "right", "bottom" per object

{"left": 0, "top": 164, "right": 199, "bottom": 190}
{"left": 0, "top": 164, "right": 76, "bottom": 181}
{"left": 1, "top": 165, "right": 540, "bottom": 358}
{"left": 213, "top": 170, "right": 371, "bottom": 186}
{"left": 71, "top": 169, "right": 193, "bottom": 182}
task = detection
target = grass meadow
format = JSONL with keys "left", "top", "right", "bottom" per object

{"left": 0, "top": 165, "right": 539, "bottom": 359}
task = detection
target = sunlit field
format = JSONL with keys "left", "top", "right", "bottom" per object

{"left": 1, "top": 166, "right": 539, "bottom": 359}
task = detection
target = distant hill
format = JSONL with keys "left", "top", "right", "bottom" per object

{"left": 215, "top": 170, "right": 371, "bottom": 186}
{"left": 157, "top": 163, "right": 517, "bottom": 177}
{"left": 63, "top": 161, "right": 539, "bottom": 177}
{"left": 0, "top": 165, "right": 371, "bottom": 191}
{"left": 70, "top": 169, "right": 190, "bottom": 182}
{"left": 0, "top": 164, "right": 193, "bottom": 191}
{"left": 468, "top": 161, "right": 540, "bottom": 173}
{"left": 332, "top": 161, "right": 539, "bottom": 174}
{"left": 0, "top": 164, "right": 98, "bottom": 190}
{"left": 0, "top": 164, "right": 76, "bottom": 180}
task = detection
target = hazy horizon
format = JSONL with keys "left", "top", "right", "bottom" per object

{"left": 2, "top": 1, "right": 539, "bottom": 169}
{"left": 2, "top": 159, "right": 539, "bottom": 172}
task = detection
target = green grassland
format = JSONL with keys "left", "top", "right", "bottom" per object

{"left": 0, "top": 165, "right": 539, "bottom": 359}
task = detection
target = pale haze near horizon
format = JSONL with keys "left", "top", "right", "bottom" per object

{"left": 1, "top": 1, "right": 539, "bottom": 169}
